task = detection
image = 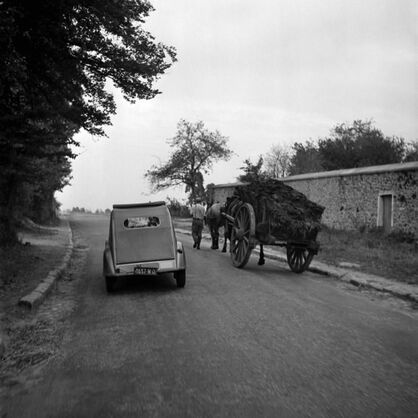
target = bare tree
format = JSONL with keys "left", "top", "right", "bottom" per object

{"left": 404, "top": 140, "right": 418, "bottom": 162}
{"left": 264, "top": 144, "right": 292, "bottom": 178}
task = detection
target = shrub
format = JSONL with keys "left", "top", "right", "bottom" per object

{"left": 387, "top": 229, "right": 415, "bottom": 244}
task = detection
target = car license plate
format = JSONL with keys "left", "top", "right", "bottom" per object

{"left": 134, "top": 266, "right": 157, "bottom": 275}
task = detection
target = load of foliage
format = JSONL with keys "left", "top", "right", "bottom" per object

{"left": 230, "top": 179, "right": 324, "bottom": 243}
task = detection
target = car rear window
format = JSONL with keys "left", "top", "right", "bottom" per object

{"left": 123, "top": 216, "right": 160, "bottom": 229}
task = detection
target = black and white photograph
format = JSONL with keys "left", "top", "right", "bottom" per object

{"left": 1, "top": 0, "right": 417, "bottom": 416}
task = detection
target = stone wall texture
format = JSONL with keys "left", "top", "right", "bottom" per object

{"left": 284, "top": 169, "right": 418, "bottom": 235}
{"left": 211, "top": 163, "right": 418, "bottom": 236}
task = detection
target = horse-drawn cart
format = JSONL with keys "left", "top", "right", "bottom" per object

{"left": 217, "top": 179, "right": 324, "bottom": 273}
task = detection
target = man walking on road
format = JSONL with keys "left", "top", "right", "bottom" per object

{"left": 189, "top": 197, "right": 205, "bottom": 249}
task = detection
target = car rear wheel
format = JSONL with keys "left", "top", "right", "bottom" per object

{"left": 106, "top": 276, "right": 116, "bottom": 293}
{"left": 174, "top": 270, "right": 186, "bottom": 288}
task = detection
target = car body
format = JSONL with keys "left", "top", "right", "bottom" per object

{"left": 103, "top": 201, "right": 186, "bottom": 292}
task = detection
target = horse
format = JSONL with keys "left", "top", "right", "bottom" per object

{"left": 205, "top": 202, "right": 223, "bottom": 249}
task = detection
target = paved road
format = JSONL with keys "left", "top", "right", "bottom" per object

{"left": 4, "top": 215, "right": 418, "bottom": 417}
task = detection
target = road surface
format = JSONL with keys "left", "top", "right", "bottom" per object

{"left": 4, "top": 215, "right": 418, "bottom": 417}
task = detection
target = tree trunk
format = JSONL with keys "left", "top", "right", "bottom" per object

{"left": 0, "top": 176, "right": 19, "bottom": 245}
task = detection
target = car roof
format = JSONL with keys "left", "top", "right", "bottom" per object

{"left": 112, "top": 201, "right": 166, "bottom": 209}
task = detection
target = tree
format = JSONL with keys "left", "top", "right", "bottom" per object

{"left": 145, "top": 120, "right": 232, "bottom": 202}
{"left": 166, "top": 196, "right": 190, "bottom": 218}
{"left": 288, "top": 141, "right": 323, "bottom": 175}
{"left": 318, "top": 120, "right": 405, "bottom": 170}
{"left": 404, "top": 140, "right": 418, "bottom": 162}
{"left": 237, "top": 156, "right": 267, "bottom": 182}
{"left": 20, "top": 150, "right": 73, "bottom": 224}
{"left": 287, "top": 120, "right": 409, "bottom": 176}
{"left": 0, "top": 0, "right": 176, "bottom": 243}
{"left": 264, "top": 144, "right": 292, "bottom": 178}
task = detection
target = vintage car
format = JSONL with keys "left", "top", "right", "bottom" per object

{"left": 103, "top": 201, "right": 186, "bottom": 292}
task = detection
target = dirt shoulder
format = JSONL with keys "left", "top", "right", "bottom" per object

{"left": 0, "top": 219, "right": 70, "bottom": 388}
{"left": 0, "top": 220, "right": 69, "bottom": 313}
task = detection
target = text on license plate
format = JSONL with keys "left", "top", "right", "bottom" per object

{"left": 134, "top": 266, "right": 157, "bottom": 275}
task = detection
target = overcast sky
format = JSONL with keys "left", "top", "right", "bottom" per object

{"left": 57, "top": 0, "right": 417, "bottom": 210}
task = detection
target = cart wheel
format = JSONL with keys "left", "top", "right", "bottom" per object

{"left": 286, "top": 246, "right": 314, "bottom": 273}
{"left": 230, "top": 203, "right": 256, "bottom": 268}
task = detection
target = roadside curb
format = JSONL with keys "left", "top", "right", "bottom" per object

{"left": 18, "top": 220, "right": 74, "bottom": 310}
{"left": 175, "top": 228, "right": 418, "bottom": 303}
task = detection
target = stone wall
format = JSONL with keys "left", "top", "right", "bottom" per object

{"left": 211, "top": 162, "right": 418, "bottom": 236}
{"left": 284, "top": 167, "right": 418, "bottom": 235}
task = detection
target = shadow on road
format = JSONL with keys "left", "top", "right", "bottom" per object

{"left": 106, "top": 273, "right": 178, "bottom": 295}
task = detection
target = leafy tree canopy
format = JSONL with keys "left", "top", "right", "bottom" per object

{"left": 0, "top": 0, "right": 176, "bottom": 243}
{"left": 0, "top": 0, "right": 176, "bottom": 138}
{"left": 288, "top": 120, "right": 411, "bottom": 175}
{"left": 318, "top": 120, "right": 405, "bottom": 171}
{"left": 288, "top": 141, "right": 323, "bottom": 175}
{"left": 145, "top": 120, "right": 233, "bottom": 202}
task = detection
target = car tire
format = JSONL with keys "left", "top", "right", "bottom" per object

{"left": 106, "top": 276, "right": 116, "bottom": 293}
{"left": 174, "top": 270, "right": 186, "bottom": 288}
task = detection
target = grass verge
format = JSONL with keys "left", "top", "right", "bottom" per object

{"left": 317, "top": 226, "right": 418, "bottom": 285}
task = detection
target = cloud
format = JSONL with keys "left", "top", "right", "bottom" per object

{"left": 58, "top": 0, "right": 417, "bottom": 209}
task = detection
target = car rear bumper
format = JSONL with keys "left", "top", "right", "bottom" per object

{"left": 103, "top": 242, "right": 186, "bottom": 278}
